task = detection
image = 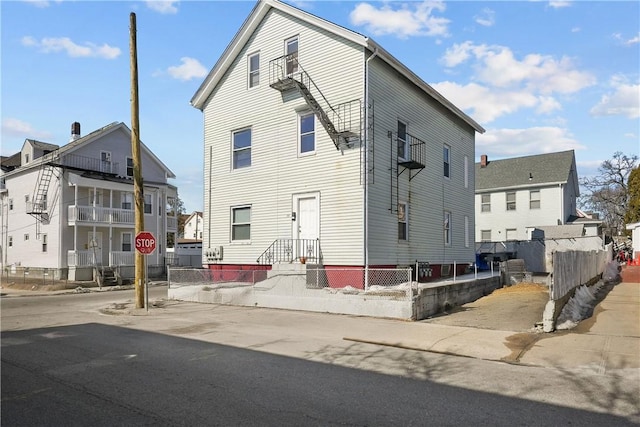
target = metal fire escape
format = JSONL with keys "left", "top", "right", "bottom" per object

{"left": 269, "top": 54, "right": 361, "bottom": 151}
{"left": 389, "top": 131, "right": 426, "bottom": 213}
{"left": 26, "top": 154, "right": 60, "bottom": 237}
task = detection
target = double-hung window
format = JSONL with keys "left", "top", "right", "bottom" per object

{"left": 398, "top": 202, "right": 408, "bottom": 241}
{"left": 481, "top": 194, "right": 491, "bottom": 212}
{"left": 529, "top": 190, "right": 541, "bottom": 209}
{"left": 248, "top": 52, "right": 259, "bottom": 88}
{"left": 144, "top": 193, "right": 152, "bottom": 214}
{"left": 299, "top": 113, "right": 315, "bottom": 154}
{"left": 42, "top": 234, "right": 48, "bottom": 253}
{"left": 232, "top": 128, "right": 252, "bottom": 169}
{"left": 121, "top": 193, "right": 133, "bottom": 210}
{"left": 444, "top": 211, "right": 451, "bottom": 246}
{"left": 506, "top": 192, "right": 516, "bottom": 211}
{"left": 122, "top": 232, "right": 132, "bottom": 251}
{"left": 397, "top": 120, "right": 407, "bottom": 161}
{"left": 443, "top": 144, "right": 451, "bottom": 178}
{"left": 231, "top": 206, "right": 251, "bottom": 241}
{"left": 126, "top": 157, "right": 134, "bottom": 177}
{"left": 481, "top": 230, "right": 491, "bottom": 242}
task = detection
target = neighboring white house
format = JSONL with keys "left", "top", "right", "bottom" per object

{"left": 190, "top": 0, "right": 484, "bottom": 282}
{"left": 627, "top": 222, "right": 640, "bottom": 261}
{"left": 183, "top": 211, "right": 203, "bottom": 240}
{"left": 0, "top": 122, "right": 178, "bottom": 281}
{"left": 475, "top": 150, "right": 588, "bottom": 242}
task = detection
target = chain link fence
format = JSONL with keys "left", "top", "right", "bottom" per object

{"left": 2, "top": 266, "right": 65, "bottom": 285}
{"left": 169, "top": 266, "right": 414, "bottom": 300}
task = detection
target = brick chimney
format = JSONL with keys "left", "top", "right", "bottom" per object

{"left": 70, "top": 122, "right": 81, "bottom": 142}
{"left": 480, "top": 154, "right": 488, "bottom": 168}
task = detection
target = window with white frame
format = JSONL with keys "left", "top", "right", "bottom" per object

{"left": 232, "top": 128, "right": 252, "bottom": 169}
{"left": 25, "top": 154, "right": 30, "bottom": 164}
{"left": 42, "top": 193, "right": 47, "bottom": 210}
{"left": 444, "top": 211, "right": 451, "bottom": 246}
{"left": 121, "top": 193, "right": 133, "bottom": 210}
{"left": 506, "top": 228, "right": 517, "bottom": 241}
{"left": 122, "top": 232, "right": 132, "bottom": 251}
{"left": 397, "top": 120, "right": 407, "bottom": 161}
{"left": 248, "top": 52, "right": 260, "bottom": 88}
{"left": 481, "top": 230, "right": 491, "bottom": 242}
{"left": 25, "top": 195, "right": 29, "bottom": 203}
{"left": 398, "top": 202, "right": 408, "bottom": 241}
{"left": 231, "top": 206, "right": 251, "bottom": 241}
{"left": 24, "top": 233, "right": 29, "bottom": 241}
{"left": 101, "top": 151, "right": 112, "bottom": 172}
{"left": 443, "top": 144, "right": 451, "bottom": 178}
{"left": 299, "top": 113, "right": 315, "bottom": 154}
{"left": 42, "top": 234, "right": 48, "bottom": 252}
{"left": 8, "top": 236, "right": 13, "bottom": 247}
{"left": 9, "top": 198, "right": 13, "bottom": 210}
{"left": 506, "top": 192, "right": 516, "bottom": 211}
{"left": 530, "top": 190, "right": 541, "bottom": 209}
{"left": 144, "top": 193, "right": 152, "bottom": 214}
{"left": 285, "top": 36, "right": 298, "bottom": 75}
{"left": 481, "top": 194, "right": 491, "bottom": 212}
{"left": 126, "top": 157, "right": 134, "bottom": 177}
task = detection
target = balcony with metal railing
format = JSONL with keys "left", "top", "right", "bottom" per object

{"left": 44, "top": 151, "right": 120, "bottom": 175}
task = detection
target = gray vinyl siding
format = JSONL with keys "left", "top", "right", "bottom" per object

{"left": 202, "top": 9, "right": 365, "bottom": 265}
{"left": 366, "top": 56, "right": 476, "bottom": 265}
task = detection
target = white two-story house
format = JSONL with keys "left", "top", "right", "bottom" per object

{"left": 0, "top": 122, "right": 178, "bottom": 281}
{"left": 190, "top": 0, "right": 484, "bottom": 282}
{"left": 475, "top": 150, "right": 581, "bottom": 243}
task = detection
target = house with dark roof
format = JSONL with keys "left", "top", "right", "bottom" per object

{"left": 475, "top": 150, "right": 588, "bottom": 242}
{"left": 0, "top": 122, "right": 179, "bottom": 281}
{"left": 190, "top": 0, "right": 484, "bottom": 282}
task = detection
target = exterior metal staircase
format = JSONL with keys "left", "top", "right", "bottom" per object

{"left": 269, "top": 55, "right": 361, "bottom": 150}
{"left": 27, "top": 163, "right": 56, "bottom": 225}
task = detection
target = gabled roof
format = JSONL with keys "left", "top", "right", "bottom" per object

{"left": 190, "top": 0, "right": 484, "bottom": 134}
{"left": 24, "top": 139, "right": 59, "bottom": 152}
{"left": 476, "top": 150, "right": 577, "bottom": 192}
{"left": 3, "top": 122, "right": 175, "bottom": 179}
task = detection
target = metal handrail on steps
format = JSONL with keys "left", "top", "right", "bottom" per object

{"left": 257, "top": 238, "right": 321, "bottom": 265}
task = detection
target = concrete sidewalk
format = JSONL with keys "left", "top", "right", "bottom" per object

{"left": 2, "top": 279, "right": 638, "bottom": 375}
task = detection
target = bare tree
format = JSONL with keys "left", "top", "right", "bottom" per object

{"left": 580, "top": 152, "right": 638, "bottom": 236}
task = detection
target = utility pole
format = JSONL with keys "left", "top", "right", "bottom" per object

{"left": 130, "top": 12, "right": 145, "bottom": 309}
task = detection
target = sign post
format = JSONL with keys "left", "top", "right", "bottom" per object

{"left": 135, "top": 231, "right": 156, "bottom": 311}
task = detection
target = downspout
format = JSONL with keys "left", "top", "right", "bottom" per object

{"left": 559, "top": 183, "right": 564, "bottom": 224}
{"left": 364, "top": 47, "right": 379, "bottom": 274}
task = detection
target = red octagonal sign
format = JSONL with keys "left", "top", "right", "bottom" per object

{"left": 135, "top": 231, "right": 156, "bottom": 255}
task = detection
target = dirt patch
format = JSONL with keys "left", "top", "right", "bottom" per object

{"left": 423, "top": 282, "right": 549, "bottom": 333}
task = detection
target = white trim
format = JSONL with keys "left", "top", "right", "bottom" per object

{"left": 247, "top": 51, "right": 260, "bottom": 89}
{"left": 230, "top": 205, "right": 252, "bottom": 243}
{"left": 298, "top": 111, "right": 316, "bottom": 156}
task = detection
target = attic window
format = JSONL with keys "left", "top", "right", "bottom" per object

{"left": 24, "top": 154, "right": 30, "bottom": 164}
{"left": 248, "top": 52, "right": 260, "bottom": 88}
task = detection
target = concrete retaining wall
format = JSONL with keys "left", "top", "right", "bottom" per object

{"left": 169, "top": 271, "right": 502, "bottom": 321}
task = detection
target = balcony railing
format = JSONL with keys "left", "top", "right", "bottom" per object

{"left": 110, "top": 251, "right": 135, "bottom": 266}
{"left": 68, "top": 250, "right": 102, "bottom": 267}
{"left": 46, "top": 152, "right": 119, "bottom": 175}
{"left": 68, "top": 205, "right": 135, "bottom": 225}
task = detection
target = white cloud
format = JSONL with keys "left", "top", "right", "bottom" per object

{"left": 549, "top": 1, "right": 571, "bottom": 9}
{"left": 166, "top": 57, "right": 207, "bottom": 81}
{"left": 613, "top": 32, "right": 640, "bottom": 46}
{"left": 476, "top": 127, "right": 584, "bottom": 158}
{"left": 437, "top": 42, "right": 595, "bottom": 123}
{"left": 571, "top": 27, "right": 580, "bottom": 33}
{"left": 21, "top": 36, "right": 121, "bottom": 59}
{"left": 590, "top": 76, "right": 640, "bottom": 119}
{"left": 349, "top": 1, "right": 450, "bottom": 39}
{"left": 145, "top": 1, "right": 179, "bottom": 15}
{"left": 22, "top": 0, "right": 62, "bottom": 8}
{"left": 1, "top": 118, "right": 53, "bottom": 154}
{"left": 474, "top": 8, "right": 495, "bottom": 27}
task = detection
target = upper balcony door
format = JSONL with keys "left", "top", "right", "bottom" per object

{"left": 89, "top": 189, "right": 103, "bottom": 208}
{"left": 285, "top": 36, "right": 298, "bottom": 76}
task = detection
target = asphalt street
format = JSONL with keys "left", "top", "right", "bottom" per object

{"left": 1, "top": 286, "right": 638, "bottom": 426}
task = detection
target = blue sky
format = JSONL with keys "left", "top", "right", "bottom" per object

{"left": 2, "top": 0, "right": 639, "bottom": 213}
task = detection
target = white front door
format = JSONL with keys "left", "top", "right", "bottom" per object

{"left": 294, "top": 193, "right": 319, "bottom": 261}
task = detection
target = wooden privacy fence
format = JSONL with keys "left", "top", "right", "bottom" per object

{"left": 551, "top": 250, "right": 608, "bottom": 300}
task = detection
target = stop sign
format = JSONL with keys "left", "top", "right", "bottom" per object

{"left": 135, "top": 231, "right": 156, "bottom": 255}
